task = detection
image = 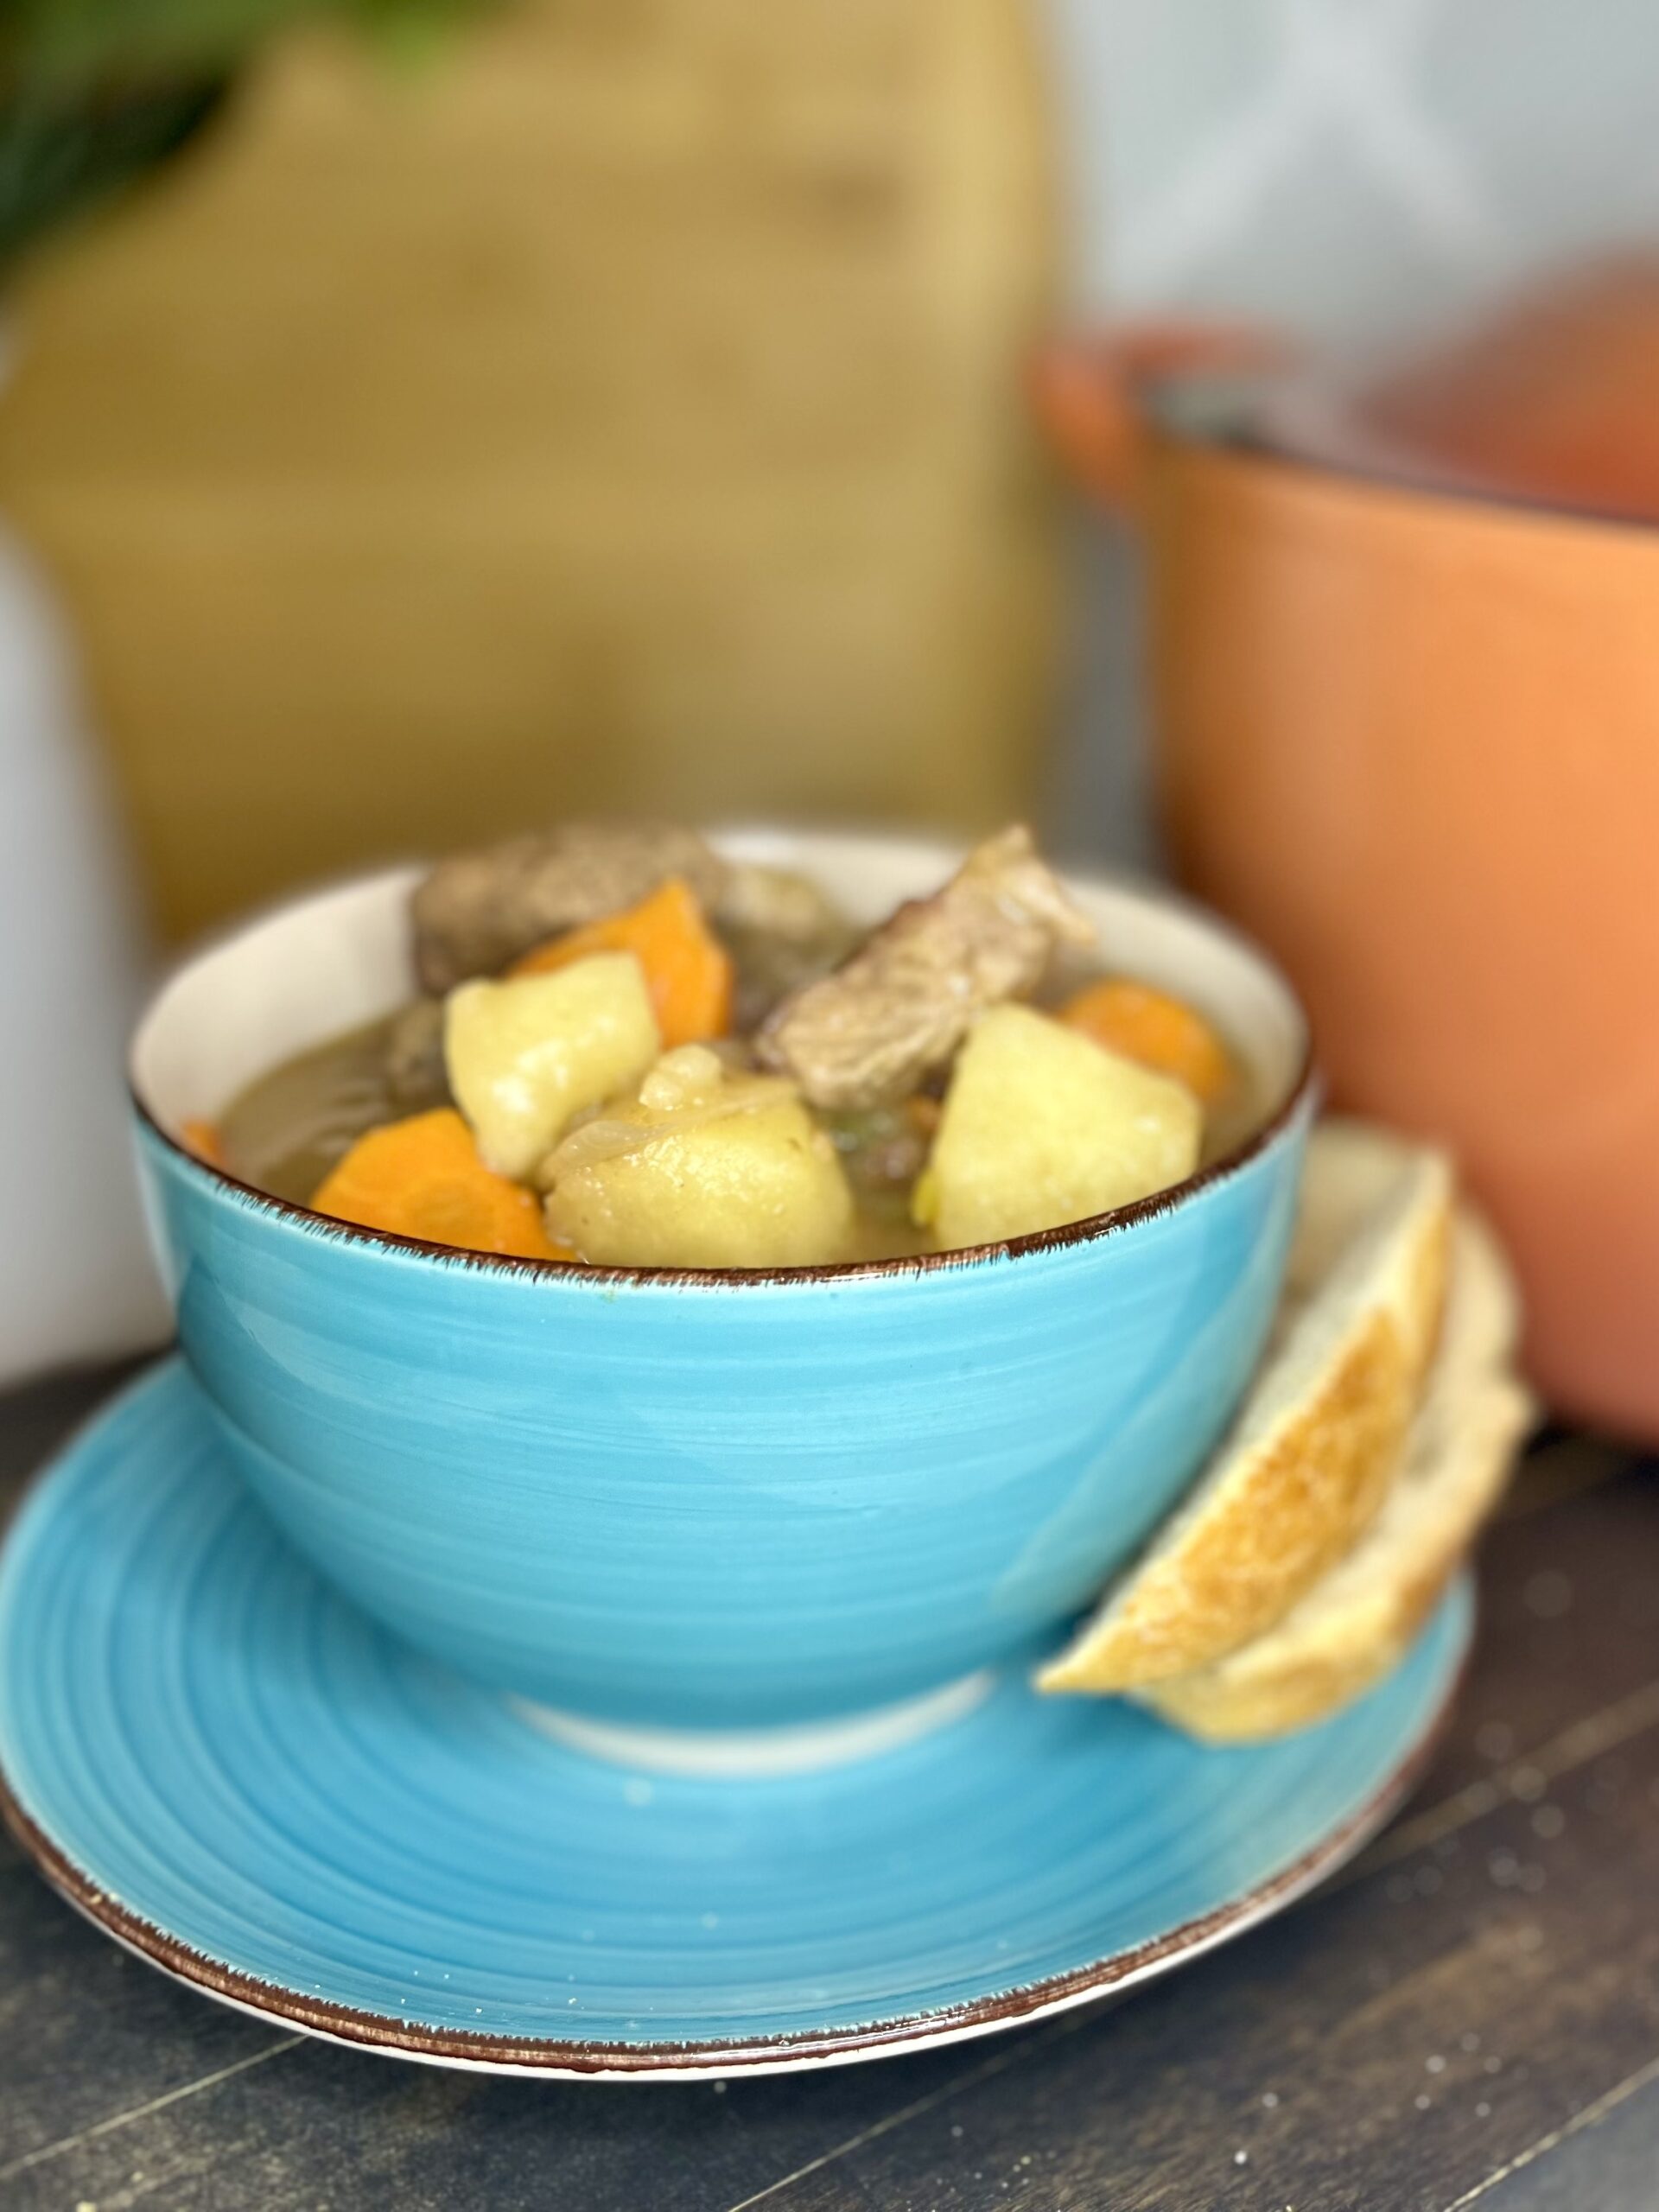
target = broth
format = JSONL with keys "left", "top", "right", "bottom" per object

{"left": 219, "top": 991, "right": 1268, "bottom": 1256}
{"left": 204, "top": 824, "right": 1274, "bottom": 1268}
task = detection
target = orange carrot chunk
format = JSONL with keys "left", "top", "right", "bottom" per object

{"left": 310, "top": 1109, "right": 571, "bottom": 1261}
{"left": 508, "top": 876, "right": 733, "bottom": 1050}
{"left": 1059, "top": 979, "right": 1233, "bottom": 1105}
{"left": 180, "top": 1117, "right": 228, "bottom": 1169}
{"left": 905, "top": 1094, "right": 942, "bottom": 1140}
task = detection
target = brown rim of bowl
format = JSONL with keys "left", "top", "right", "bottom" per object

{"left": 0, "top": 1545, "right": 1463, "bottom": 2075}
{"left": 127, "top": 861, "right": 1317, "bottom": 1291}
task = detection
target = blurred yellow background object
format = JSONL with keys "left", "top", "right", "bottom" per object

{"left": 0, "top": 0, "right": 1058, "bottom": 941}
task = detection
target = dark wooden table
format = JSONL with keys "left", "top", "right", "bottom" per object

{"left": 4, "top": 1365, "right": 1658, "bottom": 2212}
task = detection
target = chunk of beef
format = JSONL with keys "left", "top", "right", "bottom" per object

{"left": 411, "top": 823, "right": 728, "bottom": 994}
{"left": 717, "top": 861, "right": 848, "bottom": 944}
{"left": 385, "top": 998, "right": 451, "bottom": 1111}
{"left": 756, "top": 826, "right": 1094, "bottom": 1110}
{"left": 718, "top": 862, "right": 861, "bottom": 1031}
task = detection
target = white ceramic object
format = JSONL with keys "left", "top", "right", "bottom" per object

{"left": 0, "top": 520, "right": 168, "bottom": 1382}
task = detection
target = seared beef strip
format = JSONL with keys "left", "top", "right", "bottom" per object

{"left": 756, "top": 826, "right": 1093, "bottom": 1110}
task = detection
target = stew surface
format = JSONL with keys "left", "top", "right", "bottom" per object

{"left": 206, "top": 824, "right": 1267, "bottom": 1269}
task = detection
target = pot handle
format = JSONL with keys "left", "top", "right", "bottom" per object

{"left": 1033, "top": 321, "right": 1289, "bottom": 512}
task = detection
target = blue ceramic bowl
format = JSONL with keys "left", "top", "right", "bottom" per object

{"left": 130, "top": 832, "right": 1313, "bottom": 1738}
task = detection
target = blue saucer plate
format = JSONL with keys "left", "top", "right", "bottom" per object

{"left": 0, "top": 1363, "right": 1470, "bottom": 2078}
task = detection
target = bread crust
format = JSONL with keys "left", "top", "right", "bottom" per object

{"left": 1039, "top": 1128, "right": 1453, "bottom": 1694}
{"left": 1143, "top": 1372, "right": 1530, "bottom": 1741}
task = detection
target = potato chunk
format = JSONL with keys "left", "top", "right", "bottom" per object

{"left": 912, "top": 1005, "right": 1202, "bottom": 1249}
{"left": 543, "top": 1046, "right": 853, "bottom": 1268}
{"left": 444, "top": 953, "right": 660, "bottom": 1180}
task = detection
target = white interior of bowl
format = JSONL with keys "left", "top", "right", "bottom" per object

{"left": 130, "top": 829, "right": 1308, "bottom": 1141}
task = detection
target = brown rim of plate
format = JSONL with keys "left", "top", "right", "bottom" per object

{"left": 129, "top": 1039, "right": 1318, "bottom": 1293}
{"left": 0, "top": 1608, "right": 1460, "bottom": 2075}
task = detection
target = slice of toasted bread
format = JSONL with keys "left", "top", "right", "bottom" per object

{"left": 1038, "top": 1120, "right": 1454, "bottom": 1694}
{"left": 1142, "top": 1211, "right": 1531, "bottom": 1741}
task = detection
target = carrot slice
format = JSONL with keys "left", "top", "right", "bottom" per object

{"left": 905, "top": 1094, "right": 942, "bottom": 1140}
{"left": 508, "top": 877, "right": 732, "bottom": 1050}
{"left": 310, "top": 1109, "right": 570, "bottom": 1261}
{"left": 180, "top": 1117, "right": 228, "bottom": 1169}
{"left": 1059, "top": 979, "right": 1233, "bottom": 1105}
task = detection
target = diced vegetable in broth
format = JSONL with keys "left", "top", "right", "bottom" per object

{"left": 507, "top": 877, "right": 733, "bottom": 1051}
{"left": 209, "top": 822, "right": 1263, "bottom": 1268}
{"left": 912, "top": 1005, "right": 1204, "bottom": 1249}
{"left": 444, "top": 954, "right": 660, "bottom": 1181}
{"left": 310, "top": 1108, "right": 564, "bottom": 1260}
{"left": 180, "top": 1117, "right": 228, "bottom": 1169}
{"left": 1059, "top": 978, "right": 1233, "bottom": 1107}
{"left": 543, "top": 1046, "right": 853, "bottom": 1268}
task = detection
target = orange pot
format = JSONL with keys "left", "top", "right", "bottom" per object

{"left": 1039, "top": 273, "right": 1659, "bottom": 1437}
